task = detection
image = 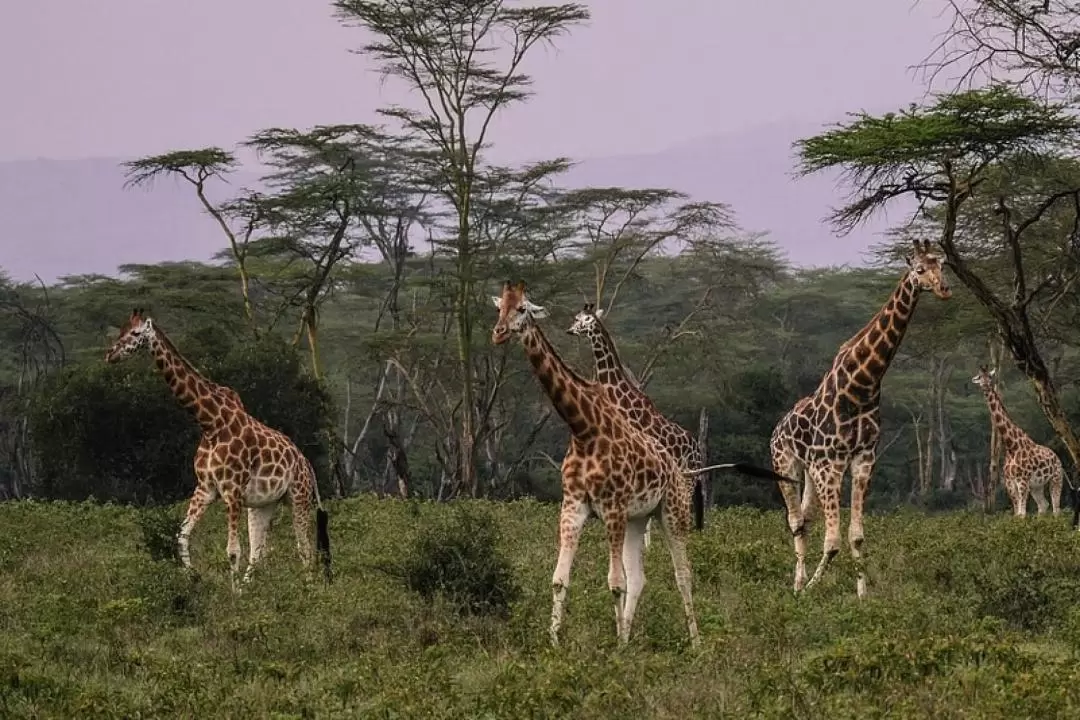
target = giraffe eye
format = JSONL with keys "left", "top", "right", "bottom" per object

{"left": 915, "top": 266, "right": 926, "bottom": 274}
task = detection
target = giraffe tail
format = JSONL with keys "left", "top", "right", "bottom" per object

{"left": 707, "top": 462, "right": 800, "bottom": 485}
{"left": 692, "top": 476, "right": 705, "bottom": 532}
{"left": 312, "top": 477, "right": 333, "bottom": 584}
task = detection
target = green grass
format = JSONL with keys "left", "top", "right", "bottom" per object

{"left": 1, "top": 497, "right": 1080, "bottom": 718}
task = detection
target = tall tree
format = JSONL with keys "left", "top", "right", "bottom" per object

{"left": 333, "top": 0, "right": 590, "bottom": 494}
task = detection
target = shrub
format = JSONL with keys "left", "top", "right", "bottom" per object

{"left": 390, "top": 505, "right": 521, "bottom": 617}
{"left": 135, "top": 505, "right": 183, "bottom": 564}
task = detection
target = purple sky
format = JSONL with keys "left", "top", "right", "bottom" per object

{"left": 3, "top": 0, "right": 947, "bottom": 165}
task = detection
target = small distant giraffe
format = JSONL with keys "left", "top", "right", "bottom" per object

{"left": 566, "top": 303, "right": 706, "bottom": 549}
{"left": 972, "top": 366, "right": 1063, "bottom": 517}
{"left": 104, "top": 309, "right": 332, "bottom": 587}
{"left": 491, "top": 282, "right": 699, "bottom": 647}
{"left": 736, "top": 240, "right": 952, "bottom": 598}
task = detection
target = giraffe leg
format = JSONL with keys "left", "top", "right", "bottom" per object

{"left": 1031, "top": 477, "right": 1050, "bottom": 515}
{"left": 804, "top": 460, "right": 845, "bottom": 592}
{"left": 643, "top": 518, "right": 652, "bottom": 551}
{"left": 223, "top": 494, "right": 244, "bottom": 592}
{"left": 177, "top": 481, "right": 217, "bottom": 570}
{"left": 659, "top": 499, "right": 699, "bottom": 648}
{"left": 848, "top": 450, "right": 876, "bottom": 599}
{"left": 1010, "top": 473, "right": 1029, "bottom": 517}
{"left": 773, "top": 450, "right": 809, "bottom": 592}
{"left": 550, "top": 495, "right": 589, "bottom": 647}
{"left": 242, "top": 505, "right": 276, "bottom": 583}
{"left": 290, "top": 481, "right": 315, "bottom": 569}
{"left": 619, "top": 515, "right": 650, "bottom": 645}
{"left": 1051, "top": 465, "right": 1064, "bottom": 516}
{"left": 602, "top": 510, "right": 629, "bottom": 643}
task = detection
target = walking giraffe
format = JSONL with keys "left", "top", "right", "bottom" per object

{"left": 491, "top": 282, "right": 700, "bottom": 647}
{"left": 566, "top": 303, "right": 706, "bottom": 549}
{"left": 104, "top": 309, "right": 332, "bottom": 587}
{"left": 972, "top": 366, "right": 1063, "bottom": 517}
{"left": 734, "top": 239, "right": 951, "bottom": 597}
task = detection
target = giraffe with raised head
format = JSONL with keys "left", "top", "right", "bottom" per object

{"left": 566, "top": 303, "right": 706, "bottom": 548}
{"left": 491, "top": 282, "right": 700, "bottom": 647}
{"left": 972, "top": 366, "right": 1063, "bottom": 517}
{"left": 738, "top": 239, "right": 952, "bottom": 598}
{"left": 104, "top": 309, "right": 332, "bottom": 587}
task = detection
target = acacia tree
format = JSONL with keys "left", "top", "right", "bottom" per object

{"left": 244, "top": 124, "right": 409, "bottom": 379}
{"left": 797, "top": 85, "right": 1080, "bottom": 475}
{"left": 122, "top": 149, "right": 262, "bottom": 328}
{"left": 333, "top": 0, "right": 589, "bottom": 496}
{"left": 927, "top": 0, "right": 1080, "bottom": 93}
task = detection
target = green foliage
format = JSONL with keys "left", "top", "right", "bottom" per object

{"left": 388, "top": 503, "right": 521, "bottom": 617}
{"left": 135, "top": 506, "right": 182, "bottom": 564}
{"left": 1, "top": 499, "right": 1079, "bottom": 717}
{"left": 26, "top": 361, "right": 198, "bottom": 504}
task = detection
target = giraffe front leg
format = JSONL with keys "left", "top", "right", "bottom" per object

{"left": 177, "top": 482, "right": 217, "bottom": 570}
{"left": 643, "top": 518, "right": 652, "bottom": 551}
{"left": 849, "top": 450, "right": 876, "bottom": 599}
{"left": 550, "top": 495, "right": 589, "bottom": 647}
{"left": 804, "top": 460, "right": 845, "bottom": 592}
{"left": 242, "top": 505, "right": 276, "bottom": 584}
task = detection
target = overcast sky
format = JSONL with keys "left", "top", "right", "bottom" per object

{"left": 2, "top": 0, "right": 949, "bottom": 165}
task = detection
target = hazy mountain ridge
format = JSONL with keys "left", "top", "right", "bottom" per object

{"left": 0, "top": 122, "right": 900, "bottom": 284}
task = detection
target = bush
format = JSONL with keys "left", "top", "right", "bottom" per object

{"left": 135, "top": 505, "right": 183, "bottom": 564}
{"left": 391, "top": 505, "right": 521, "bottom": 617}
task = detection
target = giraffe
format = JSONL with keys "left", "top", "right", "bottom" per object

{"left": 491, "top": 281, "right": 699, "bottom": 647}
{"left": 738, "top": 239, "right": 951, "bottom": 598}
{"left": 566, "top": 303, "right": 706, "bottom": 550}
{"left": 971, "top": 366, "right": 1064, "bottom": 517}
{"left": 104, "top": 309, "right": 332, "bottom": 587}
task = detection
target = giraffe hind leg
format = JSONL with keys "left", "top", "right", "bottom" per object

{"left": 803, "top": 461, "right": 844, "bottom": 592}
{"left": 659, "top": 500, "right": 699, "bottom": 648}
{"left": 242, "top": 505, "right": 276, "bottom": 584}
{"left": 773, "top": 449, "right": 808, "bottom": 592}
{"left": 619, "top": 516, "right": 650, "bottom": 644}
{"left": 1031, "top": 478, "right": 1050, "bottom": 515}
{"left": 1051, "top": 465, "right": 1064, "bottom": 516}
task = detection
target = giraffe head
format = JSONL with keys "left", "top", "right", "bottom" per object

{"left": 491, "top": 281, "right": 549, "bottom": 345}
{"left": 971, "top": 365, "right": 997, "bottom": 390}
{"left": 905, "top": 239, "right": 952, "bottom": 299}
{"left": 566, "top": 303, "right": 606, "bottom": 337}
{"left": 104, "top": 308, "right": 155, "bottom": 363}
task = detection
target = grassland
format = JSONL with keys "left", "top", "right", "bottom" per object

{"left": 1, "top": 497, "right": 1079, "bottom": 718}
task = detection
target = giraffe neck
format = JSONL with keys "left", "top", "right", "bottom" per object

{"left": 981, "top": 385, "right": 1028, "bottom": 453}
{"left": 827, "top": 272, "right": 920, "bottom": 399}
{"left": 520, "top": 323, "right": 596, "bottom": 438}
{"left": 586, "top": 321, "right": 632, "bottom": 387}
{"left": 148, "top": 326, "right": 236, "bottom": 432}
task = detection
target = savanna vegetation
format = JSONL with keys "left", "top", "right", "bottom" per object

{"left": 5, "top": 0, "right": 1080, "bottom": 716}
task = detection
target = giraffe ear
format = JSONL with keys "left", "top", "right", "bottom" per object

{"left": 989, "top": 368, "right": 997, "bottom": 378}
{"left": 595, "top": 308, "right": 605, "bottom": 319}
{"left": 490, "top": 296, "right": 502, "bottom": 309}
{"left": 525, "top": 301, "right": 549, "bottom": 319}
